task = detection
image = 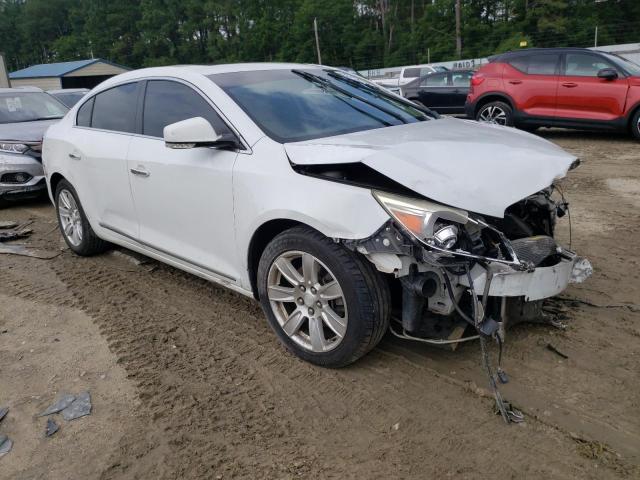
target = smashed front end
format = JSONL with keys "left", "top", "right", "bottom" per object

{"left": 344, "top": 187, "right": 592, "bottom": 345}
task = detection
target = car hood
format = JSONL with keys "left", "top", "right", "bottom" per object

{"left": 284, "top": 118, "right": 577, "bottom": 217}
{"left": 0, "top": 119, "right": 60, "bottom": 143}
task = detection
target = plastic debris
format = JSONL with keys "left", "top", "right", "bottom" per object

{"left": 39, "top": 394, "right": 76, "bottom": 416}
{"left": 546, "top": 343, "right": 569, "bottom": 359}
{"left": 0, "top": 435, "right": 12, "bottom": 457}
{"left": 45, "top": 418, "right": 59, "bottom": 437}
{"left": 0, "top": 407, "right": 7, "bottom": 423}
{"left": 62, "top": 391, "right": 91, "bottom": 421}
{"left": 0, "top": 228, "right": 32, "bottom": 242}
{"left": 0, "top": 221, "right": 18, "bottom": 229}
{"left": 0, "top": 244, "right": 61, "bottom": 259}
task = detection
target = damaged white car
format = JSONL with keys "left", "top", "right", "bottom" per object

{"left": 43, "top": 64, "right": 592, "bottom": 372}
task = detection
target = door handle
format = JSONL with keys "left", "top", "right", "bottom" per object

{"left": 562, "top": 82, "right": 578, "bottom": 88}
{"left": 130, "top": 167, "right": 150, "bottom": 178}
{"left": 68, "top": 152, "right": 81, "bottom": 160}
{"left": 508, "top": 80, "right": 522, "bottom": 85}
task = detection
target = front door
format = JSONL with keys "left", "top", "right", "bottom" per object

{"left": 556, "top": 52, "right": 629, "bottom": 121}
{"left": 126, "top": 79, "right": 242, "bottom": 281}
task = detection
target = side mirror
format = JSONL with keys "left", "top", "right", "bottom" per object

{"left": 164, "top": 117, "right": 233, "bottom": 149}
{"left": 597, "top": 68, "right": 618, "bottom": 81}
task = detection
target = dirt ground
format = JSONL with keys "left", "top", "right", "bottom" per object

{"left": 1, "top": 129, "right": 639, "bottom": 479}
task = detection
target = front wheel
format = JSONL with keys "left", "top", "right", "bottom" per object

{"left": 257, "top": 226, "right": 390, "bottom": 368}
{"left": 631, "top": 109, "right": 640, "bottom": 141}
{"left": 55, "top": 179, "right": 109, "bottom": 256}
{"left": 476, "top": 101, "right": 514, "bottom": 126}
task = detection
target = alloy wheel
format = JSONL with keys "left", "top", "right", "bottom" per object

{"left": 267, "top": 250, "right": 348, "bottom": 353}
{"left": 478, "top": 105, "right": 508, "bottom": 125}
{"left": 58, "top": 189, "right": 83, "bottom": 247}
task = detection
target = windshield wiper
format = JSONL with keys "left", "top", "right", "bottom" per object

{"left": 326, "top": 69, "right": 438, "bottom": 119}
{"left": 292, "top": 69, "right": 410, "bottom": 125}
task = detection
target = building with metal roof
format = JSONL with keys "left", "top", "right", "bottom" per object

{"left": 9, "top": 58, "right": 130, "bottom": 90}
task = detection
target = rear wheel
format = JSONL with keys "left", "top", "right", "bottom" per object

{"left": 55, "top": 179, "right": 109, "bottom": 256}
{"left": 631, "top": 109, "right": 640, "bottom": 141}
{"left": 476, "top": 101, "right": 514, "bottom": 126}
{"left": 257, "top": 226, "right": 390, "bottom": 368}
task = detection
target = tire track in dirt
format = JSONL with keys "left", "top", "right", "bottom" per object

{"left": 44, "top": 250, "right": 628, "bottom": 479}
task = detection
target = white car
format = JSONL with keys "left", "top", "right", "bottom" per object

{"left": 370, "top": 64, "right": 448, "bottom": 93}
{"left": 43, "top": 63, "right": 591, "bottom": 368}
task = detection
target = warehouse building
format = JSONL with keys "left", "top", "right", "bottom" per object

{"left": 9, "top": 58, "right": 130, "bottom": 90}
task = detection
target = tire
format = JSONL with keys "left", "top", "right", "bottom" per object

{"left": 257, "top": 226, "right": 390, "bottom": 368}
{"left": 55, "top": 179, "right": 109, "bottom": 256}
{"left": 476, "top": 100, "right": 514, "bottom": 126}
{"left": 631, "top": 109, "right": 640, "bottom": 141}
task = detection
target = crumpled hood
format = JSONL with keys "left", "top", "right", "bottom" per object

{"left": 0, "top": 119, "right": 59, "bottom": 143}
{"left": 284, "top": 117, "right": 577, "bottom": 217}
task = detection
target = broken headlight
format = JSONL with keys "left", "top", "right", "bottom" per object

{"left": 372, "top": 190, "right": 468, "bottom": 247}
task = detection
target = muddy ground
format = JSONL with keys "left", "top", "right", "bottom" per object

{"left": 0, "top": 130, "right": 639, "bottom": 479}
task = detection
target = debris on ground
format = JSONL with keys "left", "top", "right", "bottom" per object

{"left": 39, "top": 394, "right": 76, "bottom": 416}
{"left": 0, "top": 407, "right": 8, "bottom": 424}
{"left": 546, "top": 343, "right": 569, "bottom": 359}
{"left": 0, "top": 228, "right": 32, "bottom": 242}
{"left": 0, "top": 244, "right": 61, "bottom": 259}
{"left": 0, "top": 434, "right": 12, "bottom": 457}
{"left": 61, "top": 391, "right": 92, "bottom": 421}
{"left": 45, "top": 418, "right": 60, "bottom": 437}
{"left": 0, "top": 221, "right": 18, "bottom": 229}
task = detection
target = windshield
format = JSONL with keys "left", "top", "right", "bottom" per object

{"left": 0, "top": 92, "right": 68, "bottom": 124}
{"left": 209, "top": 69, "right": 435, "bottom": 143}
{"left": 602, "top": 52, "right": 640, "bottom": 76}
{"left": 51, "top": 92, "right": 87, "bottom": 108}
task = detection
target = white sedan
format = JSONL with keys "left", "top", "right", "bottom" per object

{"left": 42, "top": 63, "right": 591, "bottom": 368}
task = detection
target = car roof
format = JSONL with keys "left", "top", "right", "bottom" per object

{"left": 47, "top": 88, "right": 90, "bottom": 94}
{"left": 490, "top": 47, "right": 610, "bottom": 62}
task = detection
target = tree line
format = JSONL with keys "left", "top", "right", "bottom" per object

{"left": 1, "top": 0, "right": 639, "bottom": 73}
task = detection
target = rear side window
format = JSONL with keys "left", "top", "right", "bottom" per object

{"left": 451, "top": 71, "right": 472, "bottom": 86}
{"left": 527, "top": 54, "right": 559, "bottom": 75}
{"left": 142, "top": 80, "right": 231, "bottom": 138}
{"left": 508, "top": 54, "right": 559, "bottom": 75}
{"left": 404, "top": 68, "right": 421, "bottom": 78}
{"left": 76, "top": 97, "right": 94, "bottom": 127}
{"left": 91, "top": 83, "right": 138, "bottom": 133}
{"left": 421, "top": 73, "right": 448, "bottom": 87}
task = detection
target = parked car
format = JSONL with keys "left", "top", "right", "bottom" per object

{"left": 47, "top": 88, "right": 90, "bottom": 107}
{"left": 43, "top": 64, "right": 591, "bottom": 368}
{"left": 465, "top": 47, "right": 640, "bottom": 139}
{"left": 371, "top": 64, "right": 449, "bottom": 93}
{"left": 402, "top": 69, "right": 473, "bottom": 114}
{"left": 0, "top": 87, "right": 68, "bottom": 207}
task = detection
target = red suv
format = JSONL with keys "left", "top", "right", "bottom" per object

{"left": 465, "top": 47, "right": 640, "bottom": 140}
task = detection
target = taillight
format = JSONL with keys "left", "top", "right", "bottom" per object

{"left": 470, "top": 74, "right": 485, "bottom": 86}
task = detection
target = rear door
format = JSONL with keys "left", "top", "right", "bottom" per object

{"left": 503, "top": 53, "right": 560, "bottom": 118}
{"left": 70, "top": 82, "right": 140, "bottom": 238}
{"left": 556, "top": 52, "right": 629, "bottom": 121}
{"left": 126, "top": 79, "right": 242, "bottom": 280}
{"left": 449, "top": 71, "right": 473, "bottom": 113}
{"left": 416, "top": 72, "right": 452, "bottom": 112}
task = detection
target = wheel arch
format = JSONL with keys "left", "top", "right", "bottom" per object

{"left": 247, "top": 218, "right": 309, "bottom": 300}
{"left": 49, "top": 172, "right": 67, "bottom": 200}
{"left": 473, "top": 92, "right": 515, "bottom": 117}
{"left": 627, "top": 101, "right": 640, "bottom": 132}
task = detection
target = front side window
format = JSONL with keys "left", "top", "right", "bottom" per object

{"left": 210, "top": 69, "right": 434, "bottom": 143}
{"left": 91, "top": 82, "right": 138, "bottom": 133}
{"left": 565, "top": 53, "right": 615, "bottom": 77}
{"left": 0, "top": 92, "right": 68, "bottom": 124}
{"left": 142, "top": 80, "right": 231, "bottom": 138}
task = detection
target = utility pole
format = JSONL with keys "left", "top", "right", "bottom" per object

{"left": 594, "top": 25, "right": 598, "bottom": 48}
{"left": 455, "top": 0, "right": 462, "bottom": 58}
{"left": 313, "top": 18, "right": 322, "bottom": 65}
